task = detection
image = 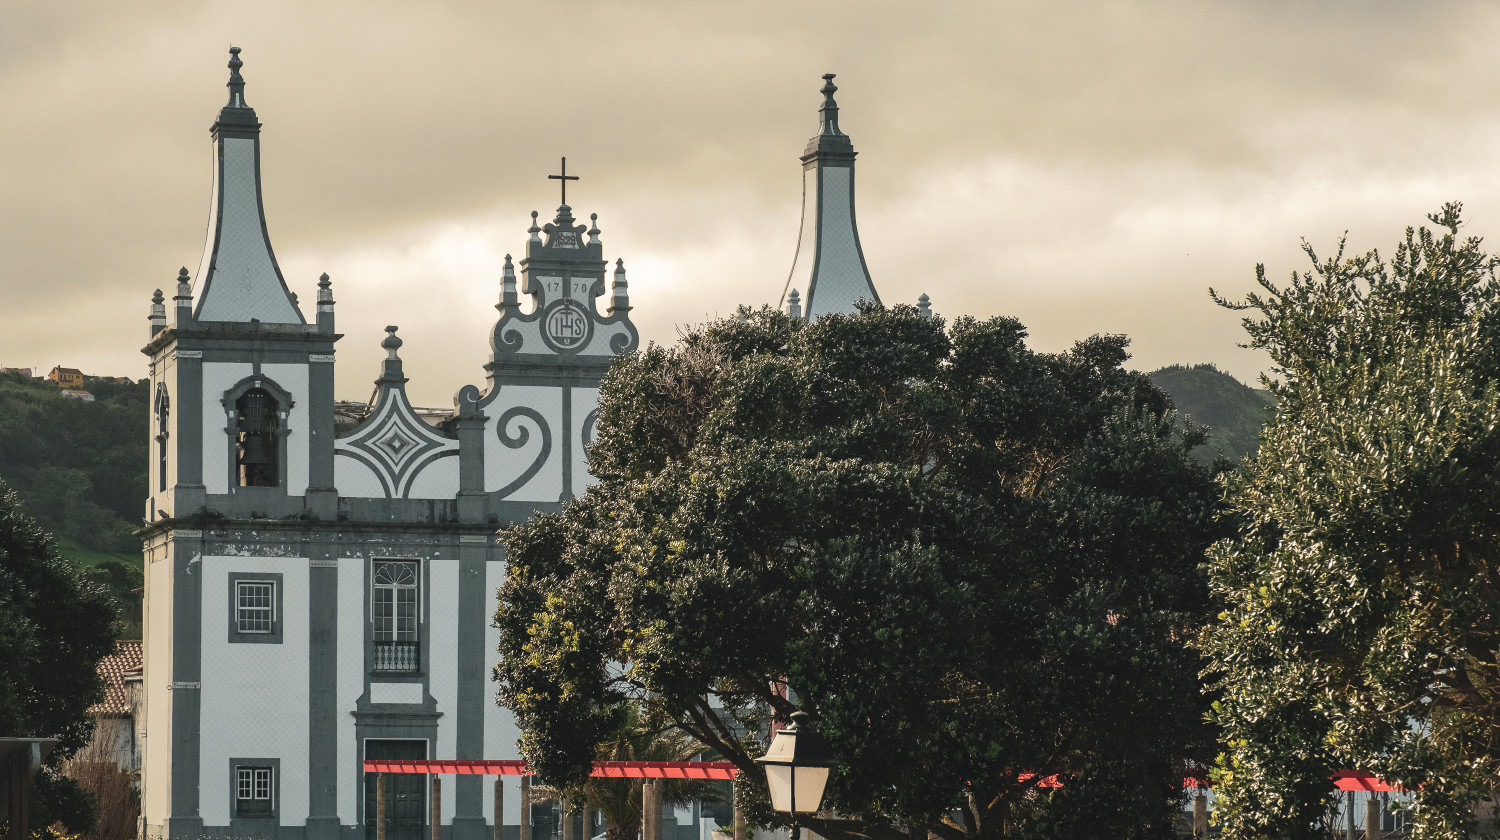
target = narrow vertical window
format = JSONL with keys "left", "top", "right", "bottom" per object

{"left": 155, "top": 387, "right": 170, "bottom": 492}
{"left": 371, "top": 560, "right": 419, "bottom": 673}
{"left": 235, "top": 388, "right": 279, "bottom": 487}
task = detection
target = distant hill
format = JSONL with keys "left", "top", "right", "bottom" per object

{"left": 0, "top": 371, "right": 146, "bottom": 637}
{"left": 1147, "top": 364, "right": 1274, "bottom": 464}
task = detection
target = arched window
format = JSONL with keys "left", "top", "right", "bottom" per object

{"left": 154, "top": 386, "right": 170, "bottom": 493}
{"left": 235, "top": 388, "right": 280, "bottom": 487}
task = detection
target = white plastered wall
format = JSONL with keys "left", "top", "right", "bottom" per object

{"left": 572, "top": 387, "right": 599, "bottom": 495}
{"left": 199, "top": 554, "right": 311, "bottom": 826}
{"left": 484, "top": 386, "right": 562, "bottom": 501}
{"left": 334, "top": 455, "right": 384, "bottom": 499}
{"left": 141, "top": 541, "right": 175, "bottom": 827}
{"left": 405, "top": 457, "right": 460, "bottom": 500}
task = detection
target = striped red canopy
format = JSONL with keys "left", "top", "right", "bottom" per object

{"left": 361, "top": 760, "right": 738, "bottom": 780}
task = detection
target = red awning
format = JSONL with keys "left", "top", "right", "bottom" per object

{"left": 362, "top": 759, "right": 738, "bottom": 780}
{"left": 360, "top": 760, "right": 1396, "bottom": 791}
{"left": 1331, "top": 771, "right": 1402, "bottom": 793}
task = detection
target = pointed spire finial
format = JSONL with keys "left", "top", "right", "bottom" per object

{"left": 609, "top": 258, "right": 631, "bottom": 314}
{"left": 818, "top": 73, "right": 842, "bottom": 137}
{"left": 226, "top": 46, "right": 248, "bottom": 109}
{"left": 787, "top": 287, "right": 802, "bottom": 320}
{"left": 499, "top": 254, "right": 519, "bottom": 310}
{"left": 528, "top": 211, "right": 542, "bottom": 244}
{"left": 917, "top": 293, "right": 931, "bottom": 320}
{"left": 382, "top": 325, "right": 403, "bottom": 358}
{"left": 318, "top": 272, "right": 331, "bottom": 289}
{"left": 149, "top": 289, "right": 167, "bottom": 334}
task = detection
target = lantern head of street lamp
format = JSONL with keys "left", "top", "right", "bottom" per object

{"left": 755, "top": 711, "right": 834, "bottom": 815}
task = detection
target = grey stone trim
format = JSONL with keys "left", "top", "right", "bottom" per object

{"left": 226, "top": 571, "right": 284, "bottom": 644}
{"left": 452, "top": 540, "right": 488, "bottom": 830}
{"left": 227, "top": 756, "right": 282, "bottom": 822}
{"left": 142, "top": 322, "right": 337, "bottom": 358}
{"left": 306, "top": 341, "right": 339, "bottom": 520}
{"left": 170, "top": 533, "right": 204, "bottom": 826}
{"left": 173, "top": 348, "right": 207, "bottom": 516}
{"left": 307, "top": 539, "right": 340, "bottom": 829}
{"left": 559, "top": 388, "right": 572, "bottom": 502}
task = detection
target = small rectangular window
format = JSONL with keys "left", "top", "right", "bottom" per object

{"left": 236, "top": 765, "right": 273, "bottom": 816}
{"left": 236, "top": 581, "right": 275, "bottom": 634}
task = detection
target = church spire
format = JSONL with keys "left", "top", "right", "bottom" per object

{"left": 781, "top": 73, "right": 878, "bottom": 319}
{"left": 190, "top": 47, "right": 305, "bottom": 325}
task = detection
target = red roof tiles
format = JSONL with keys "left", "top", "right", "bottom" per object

{"left": 90, "top": 641, "right": 142, "bottom": 718}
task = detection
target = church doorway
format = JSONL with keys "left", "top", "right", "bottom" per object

{"left": 365, "top": 740, "right": 427, "bottom": 840}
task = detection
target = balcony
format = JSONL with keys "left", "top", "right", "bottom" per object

{"left": 373, "top": 640, "right": 419, "bottom": 673}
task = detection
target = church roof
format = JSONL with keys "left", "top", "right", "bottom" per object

{"left": 90, "top": 640, "right": 142, "bottom": 719}
{"left": 190, "top": 47, "right": 305, "bottom": 325}
{"left": 783, "top": 74, "right": 879, "bottom": 320}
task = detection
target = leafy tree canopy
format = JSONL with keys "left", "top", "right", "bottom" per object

{"left": 495, "top": 304, "right": 1222, "bottom": 840}
{"left": 1203, "top": 203, "right": 1500, "bottom": 839}
{"left": 0, "top": 476, "right": 119, "bottom": 836}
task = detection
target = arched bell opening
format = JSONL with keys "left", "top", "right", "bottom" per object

{"left": 222, "top": 376, "right": 295, "bottom": 493}
{"left": 235, "top": 388, "right": 281, "bottom": 487}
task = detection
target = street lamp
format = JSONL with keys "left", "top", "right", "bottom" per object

{"left": 756, "top": 711, "right": 834, "bottom": 826}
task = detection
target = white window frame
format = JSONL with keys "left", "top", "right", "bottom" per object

{"left": 235, "top": 580, "right": 276, "bottom": 634}
{"left": 371, "top": 560, "right": 420, "bottom": 642}
{"left": 236, "top": 765, "right": 273, "bottom": 814}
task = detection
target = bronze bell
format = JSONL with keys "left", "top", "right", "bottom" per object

{"left": 239, "top": 432, "right": 273, "bottom": 466}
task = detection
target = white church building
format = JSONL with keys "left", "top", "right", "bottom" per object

{"left": 140, "top": 49, "right": 883, "bottom": 840}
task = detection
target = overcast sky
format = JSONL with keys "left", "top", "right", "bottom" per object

{"left": 6, "top": 1, "right": 1500, "bottom": 405}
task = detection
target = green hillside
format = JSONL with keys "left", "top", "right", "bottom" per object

{"left": 1147, "top": 363, "right": 1274, "bottom": 464}
{"left": 0, "top": 371, "right": 146, "bottom": 637}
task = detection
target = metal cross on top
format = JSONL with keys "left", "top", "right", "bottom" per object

{"left": 548, "top": 157, "right": 579, "bottom": 205}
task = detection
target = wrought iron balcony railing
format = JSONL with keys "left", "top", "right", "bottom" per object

{"left": 373, "top": 640, "right": 419, "bottom": 673}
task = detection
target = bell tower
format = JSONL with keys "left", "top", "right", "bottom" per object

{"left": 140, "top": 52, "right": 339, "bottom": 838}
{"left": 476, "top": 162, "right": 638, "bottom": 505}
{"left": 144, "top": 46, "right": 339, "bottom": 524}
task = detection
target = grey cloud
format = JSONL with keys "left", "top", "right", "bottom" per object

{"left": 5, "top": 1, "right": 1500, "bottom": 401}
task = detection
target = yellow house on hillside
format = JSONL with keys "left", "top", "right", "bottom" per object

{"left": 48, "top": 366, "right": 84, "bottom": 388}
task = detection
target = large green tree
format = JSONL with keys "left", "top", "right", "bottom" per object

{"left": 495, "top": 305, "right": 1222, "bottom": 840}
{"left": 1202, "top": 204, "right": 1500, "bottom": 839}
{"left": 0, "top": 476, "right": 119, "bottom": 837}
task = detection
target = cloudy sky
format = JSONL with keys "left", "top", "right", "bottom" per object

{"left": 5, "top": 1, "right": 1500, "bottom": 406}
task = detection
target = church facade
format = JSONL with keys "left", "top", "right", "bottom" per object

{"left": 140, "top": 50, "right": 882, "bottom": 840}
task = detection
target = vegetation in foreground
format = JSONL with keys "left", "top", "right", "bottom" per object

{"left": 495, "top": 304, "right": 1225, "bottom": 840}
{"left": 1204, "top": 203, "right": 1500, "bottom": 839}
{"left": 0, "top": 476, "right": 119, "bottom": 838}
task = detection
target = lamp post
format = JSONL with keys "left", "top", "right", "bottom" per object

{"left": 756, "top": 712, "right": 834, "bottom": 840}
